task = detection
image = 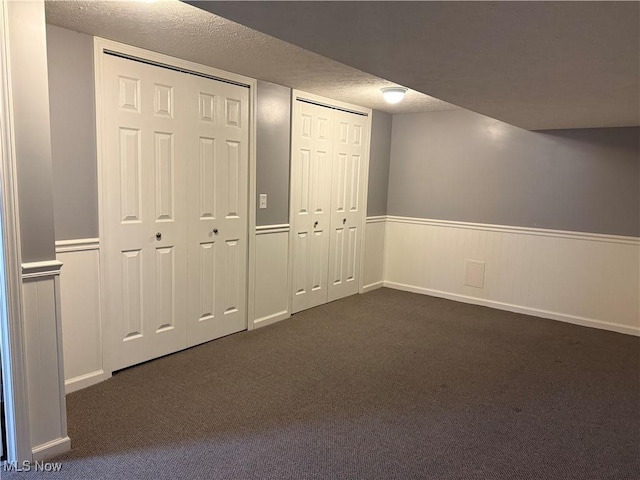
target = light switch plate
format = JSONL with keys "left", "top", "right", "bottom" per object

{"left": 259, "top": 194, "right": 267, "bottom": 209}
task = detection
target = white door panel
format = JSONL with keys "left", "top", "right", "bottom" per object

{"left": 104, "top": 55, "right": 188, "bottom": 370}
{"left": 291, "top": 101, "right": 334, "bottom": 313}
{"left": 186, "top": 76, "right": 248, "bottom": 347}
{"left": 328, "top": 110, "right": 368, "bottom": 303}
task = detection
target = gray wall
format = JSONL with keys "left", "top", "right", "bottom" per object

{"left": 256, "top": 95, "right": 394, "bottom": 223}
{"left": 388, "top": 109, "right": 640, "bottom": 236}
{"left": 46, "top": 31, "right": 294, "bottom": 233}
{"left": 46, "top": 25, "right": 98, "bottom": 241}
{"left": 8, "top": 1, "right": 57, "bottom": 262}
{"left": 367, "top": 110, "right": 392, "bottom": 216}
{"left": 256, "top": 81, "right": 291, "bottom": 226}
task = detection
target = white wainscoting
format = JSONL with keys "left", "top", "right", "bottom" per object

{"left": 21, "top": 261, "right": 71, "bottom": 460}
{"left": 362, "top": 216, "right": 386, "bottom": 292}
{"left": 56, "top": 239, "right": 109, "bottom": 393}
{"left": 383, "top": 217, "right": 640, "bottom": 336}
{"left": 253, "top": 225, "right": 291, "bottom": 328}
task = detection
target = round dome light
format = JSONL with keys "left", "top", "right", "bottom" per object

{"left": 381, "top": 87, "right": 408, "bottom": 104}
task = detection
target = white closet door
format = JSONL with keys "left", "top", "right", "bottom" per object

{"left": 103, "top": 54, "right": 189, "bottom": 370}
{"left": 327, "top": 110, "right": 368, "bottom": 302}
{"left": 291, "top": 101, "right": 334, "bottom": 313}
{"left": 103, "top": 53, "right": 250, "bottom": 370}
{"left": 186, "top": 76, "right": 249, "bottom": 347}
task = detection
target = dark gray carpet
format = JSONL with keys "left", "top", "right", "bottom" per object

{"left": 6, "top": 288, "right": 640, "bottom": 479}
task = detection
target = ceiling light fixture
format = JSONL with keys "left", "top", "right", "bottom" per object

{"left": 381, "top": 87, "right": 408, "bottom": 104}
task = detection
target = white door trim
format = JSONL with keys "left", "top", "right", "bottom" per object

{"left": 247, "top": 81, "right": 258, "bottom": 330}
{"left": 0, "top": 0, "right": 32, "bottom": 463}
{"left": 357, "top": 113, "right": 372, "bottom": 295}
{"left": 292, "top": 90, "right": 372, "bottom": 117}
{"left": 288, "top": 89, "right": 372, "bottom": 314}
{"left": 93, "top": 37, "right": 257, "bottom": 373}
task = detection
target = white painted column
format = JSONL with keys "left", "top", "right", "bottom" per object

{"left": 0, "top": 0, "right": 70, "bottom": 462}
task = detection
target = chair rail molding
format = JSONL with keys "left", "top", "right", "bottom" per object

{"left": 21, "top": 260, "right": 63, "bottom": 279}
{"left": 55, "top": 237, "right": 100, "bottom": 253}
{"left": 385, "top": 215, "right": 640, "bottom": 246}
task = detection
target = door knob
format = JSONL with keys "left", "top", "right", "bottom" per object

{"left": 212, "top": 228, "right": 219, "bottom": 235}
{"left": 155, "top": 232, "right": 162, "bottom": 240}
{"left": 342, "top": 218, "right": 347, "bottom": 224}
{"left": 314, "top": 221, "right": 319, "bottom": 228}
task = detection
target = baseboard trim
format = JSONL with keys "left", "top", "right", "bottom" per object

{"left": 383, "top": 281, "right": 640, "bottom": 337}
{"left": 362, "top": 281, "right": 384, "bottom": 293}
{"left": 65, "top": 369, "right": 110, "bottom": 394}
{"left": 253, "top": 310, "right": 290, "bottom": 329}
{"left": 31, "top": 436, "right": 71, "bottom": 462}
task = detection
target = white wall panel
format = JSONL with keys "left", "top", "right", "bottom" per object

{"left": 362, "top": 217, "right": 386, "bottom": 292}
{"left": 56, "top": 240, "right": 109, "bottom": 393}
{"left": 22, "top": 261, "right": 70, "bottom": 459}
{"left": 253, "top": 228, "right": 290, "bottom": 328}
{"left": 384, "top": 217, "right": 640, "bottom": 335}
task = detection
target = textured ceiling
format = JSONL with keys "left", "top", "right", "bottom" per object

{"left": 44, "top": 0, "right": 457, "bottom": 115}
{"left": 192, "top": 1, "right": 640, "bottom": 130}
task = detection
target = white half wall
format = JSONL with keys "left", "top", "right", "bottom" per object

{"left": 252, "top": 225, "right": 291, "bottom": 328}
{"left": 362, "top": 216, "right": 386, "bottom": 292}
{"left": 21, "top": 261, "right": 70, "bottom": 460}
{"left": 56, "top": 239, "right": 109, "bottom": 393}
{"left": 383, "top": 217, "right": 640, "bottom": 336}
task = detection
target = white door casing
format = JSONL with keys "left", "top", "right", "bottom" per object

{"left": 289, "top": 92, "right": 371, "bottom": 314}
{"left": 187, "top": 75, "right": 249, "bottom": 347}
{"left": 0, "top": 0, "right": 32, "bottom": 462}
{"left": 100, "top": 46, "right": 251, "bottom": 371}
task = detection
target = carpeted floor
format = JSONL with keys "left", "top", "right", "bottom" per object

{"left": 5, "top": 288, "right": 639, "bottom": 479}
